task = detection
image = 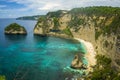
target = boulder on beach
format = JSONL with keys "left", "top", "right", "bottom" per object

{"left": 71, "top": 53, "right": 86, "bottom": 69}
{"left": 4, "top": 23, "right": 27, "bottom": 35}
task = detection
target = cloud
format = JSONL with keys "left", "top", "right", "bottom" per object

{"left": 38, "top": 3, "right": 61, "bottom": 10}
{"left": 6, "top": 0, "right": 120, "bottom": 11}
{"left": 0, "top": 5, "right": 7, "bottom": 8}
{"left": 0, "top": 0, "right": 120, "bottom": 18}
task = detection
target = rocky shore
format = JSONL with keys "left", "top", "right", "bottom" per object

{"left": 69, "top": 38, "right": 96, "bottom": 73}
{"left": 75, "top": 38, "right": 96, "bottom": 67}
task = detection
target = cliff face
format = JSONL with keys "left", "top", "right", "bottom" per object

{"left": 34, "top": 7, "right": 120, "bottom": 70}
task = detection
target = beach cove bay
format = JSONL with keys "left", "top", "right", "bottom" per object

{"left": 0, "top": 18, "right": 85, "bottom": 80}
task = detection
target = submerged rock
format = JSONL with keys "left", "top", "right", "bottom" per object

{"left": 4, "top": 23, "right": 27, "bottom": 34}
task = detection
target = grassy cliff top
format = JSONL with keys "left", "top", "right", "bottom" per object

{"left": 70, "top": 6, "right": 120, "bottom": 16}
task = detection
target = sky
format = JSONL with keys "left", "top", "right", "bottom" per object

{"left": 0, "top": 0, "right": 120, "bottom": 18}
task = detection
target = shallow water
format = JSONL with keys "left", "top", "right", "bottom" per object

{"left": 0, "top": 19, "right": 86, "bottom": 80}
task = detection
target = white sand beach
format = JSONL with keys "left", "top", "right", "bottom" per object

{"left": 74, "top": 38, "right": 96, "bottom": 67}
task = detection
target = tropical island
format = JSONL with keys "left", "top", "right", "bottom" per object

{"left": 4, "top": 23, "right": 27, "bottom": 34}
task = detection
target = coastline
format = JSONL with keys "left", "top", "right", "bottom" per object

{"left": 63, "top": 38, "right": 96, "bottom": 79}
{"left": 74, "top": 38, "right": 96, "bottom": 68}
{"left": 33, "top": 34, "right": 97, "bottom": 67}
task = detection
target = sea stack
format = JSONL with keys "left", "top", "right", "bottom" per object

{"left": 4, "top": 23, "right": 27, "bottom": 34}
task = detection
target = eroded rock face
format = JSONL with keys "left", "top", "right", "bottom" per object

{"left": 71, "top": 54, "right": 83, "bottom": 69}
{"left": 71, "top": 53, "right": 88, "bottom": 69}
{"left": 5, "top": 23, "right": 27, "bottom": 35}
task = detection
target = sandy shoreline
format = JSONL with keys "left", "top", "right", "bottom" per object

{"left": 74, "top": 38, "right": 96, "bottom": 67}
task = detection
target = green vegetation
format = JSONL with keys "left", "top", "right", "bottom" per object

{"left": 5, "top": 23, "right": 26, "bottom": 31}
{"left": 53, "top": 17, "right": 60, "bottom": 30}
{"left": 115, "top": 59, "right": 120, "bottom": 66}
{"left": 107, "top": 16, "right": 120, "bottom": 34}
{"left": 16, "top": 15, "right": 42, "bottom": 20}
{"left": 85, "top": 55, "right": 120, "bottom": 80}
{"left": 104, "top": 40, "right": 109, "bottom": 47}
{"left": 70, "top": 6, "right": 120, "bottom": 16}
{"left": 69, "top": 6, "right": 120, "bottom": 35}
{"left": 95, "top": 31, "right": 102, "bottom": 40}
{"left": 37, "top": 15, "right": 46, "bottom": 23}
{"left": 36, "top": 6, "right": 120, "bottom": 39}
{"left": 68, "top": 16, "right": 84, "bottom": 32}
{"left": 47, "top": 10, "right": 68, "bottom": 18}
{"left": 62, "top": 27, "right": 73, "bottom": 37}
{"left": 100, "top": 16, "right": 120, "bottom": 36}
{"left": 0, "top": 75, "right": 6, "bottom": 80}
{"left": 36, "top": 16, "right": 50, "bottom": 34}
{"left": 96, "top": 55, "right": 111, "bottom": 66}
{"left": 95, "top": 15, "right": 120, "bottom": 40}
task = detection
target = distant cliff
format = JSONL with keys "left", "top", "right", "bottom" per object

{"left": 16, "top": 15, "right": 44, "bottom": 20}
{"left": 34, "top": 7, "right": 120, "bottom": 70}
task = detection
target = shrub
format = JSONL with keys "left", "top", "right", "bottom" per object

{"left": 85, "top": 55, "right": 120, "bottom": 80}
{"left": 53, "top": 17, "right": 60, "bottom": 30}
{"left": 95, "top": 31, "right": 102, "bottom": 40}
{"left": 0, "top": 75, "right": 6, "bottom": 80}
{"left": 62, "top": 27, "right": 73, "bottom": 37}
{"left": 104, "top": 40, "right": 109, "bottom": 48}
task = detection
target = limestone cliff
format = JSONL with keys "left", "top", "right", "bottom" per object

{"left": 34, "top": 7, "right": 120, "bottom": 70}
{"left": 5, "top": 23, "right": 27, "bottom": 34}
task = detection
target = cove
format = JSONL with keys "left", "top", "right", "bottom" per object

{"left": 0, "top": 34, "right": 87, "bottom": 80}
{"left": 0, "top": 19, "right": 88, "bottom": 80}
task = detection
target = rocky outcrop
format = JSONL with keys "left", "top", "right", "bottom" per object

{"left": 34, "top": 7, "right": 120, "bottom": 71}
{"left": 5, "top": 23, "right": 27, "bottom": 34}
{"left": 72, "top": 38, "right": 96, "bottom": 71}
{"left": 34, "top": 10, "right": 73, "bottom": 38}
{"left": 71, "top": 54, "right": 83, "bottom": 69}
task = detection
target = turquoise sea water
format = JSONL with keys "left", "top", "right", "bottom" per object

{"left": 0, "top": 19, "right": 87, "bottom": 80}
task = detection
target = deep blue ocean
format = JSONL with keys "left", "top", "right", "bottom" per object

{"left": 0, "top": 18, "right": 84, "bottom": 80}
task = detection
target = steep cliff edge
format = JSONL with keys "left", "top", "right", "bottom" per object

{"left": 34, "top": 7, "right": 120, "bottom": 70}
